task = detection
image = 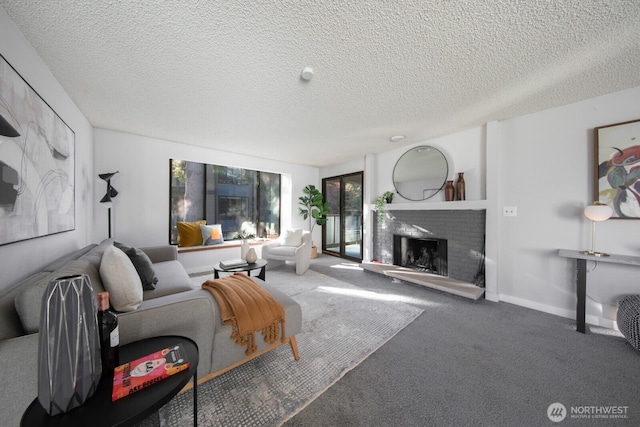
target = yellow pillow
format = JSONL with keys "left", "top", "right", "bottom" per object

{"left": 176, "top": 220, "right": 206, "bottom": 247}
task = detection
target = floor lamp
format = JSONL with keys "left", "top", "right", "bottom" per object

{"left": 99, "top": 171, "right": 119, "bottom": 238}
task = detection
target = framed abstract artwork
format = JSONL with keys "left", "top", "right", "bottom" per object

{"left": 594, "top": 119, "right": 640, "bottom": 219}
{"left": 0, "top": 54, "right": 75, "bottom": 245}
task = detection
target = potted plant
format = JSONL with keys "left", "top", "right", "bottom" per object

{"left": 298, "top": 185, "right": 330, "bottom": 258}
{"left": 374, "top": 191, "right": 394, "bottom": 223}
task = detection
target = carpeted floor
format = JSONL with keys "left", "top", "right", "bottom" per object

{"left": 139, "top": 265, "right": 422, "bottom": 426}
{"left": 285, "top": 255, "right": 640, "bottom": 426}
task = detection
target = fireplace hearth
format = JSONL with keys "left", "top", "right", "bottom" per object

{"left": 393, "top": 235, "right": 447, "bottom": 277}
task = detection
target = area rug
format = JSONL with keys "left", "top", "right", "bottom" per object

{"left": 155, "top": 268, "right": 423, "bottom": 426}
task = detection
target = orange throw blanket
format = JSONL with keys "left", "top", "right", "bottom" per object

{"left": 202, "top": 273, "right": 285, "bottom": 356}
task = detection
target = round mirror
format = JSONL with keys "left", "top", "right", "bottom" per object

{"left": 392, "top": 146, "right": 448, "bottom": 201}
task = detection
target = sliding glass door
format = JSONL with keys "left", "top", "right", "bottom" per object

{"left": 323, "top": 172, "right": 363, "bottom": 261}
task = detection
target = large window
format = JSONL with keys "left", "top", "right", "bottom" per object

{"left": 170, "top": 159, "right": 280, "bottom": 244}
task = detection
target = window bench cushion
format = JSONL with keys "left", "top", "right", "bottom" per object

{"left": 176, "top": 240, "right": 273, "bottom": 254}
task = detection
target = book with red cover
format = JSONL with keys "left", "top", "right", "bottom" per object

{"left": 111, "top": 343, "right": 190, "bottom": 401}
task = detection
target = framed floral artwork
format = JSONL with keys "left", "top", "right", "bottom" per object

{"left": 594, "top": 119, "right": 640, "bottom": 219}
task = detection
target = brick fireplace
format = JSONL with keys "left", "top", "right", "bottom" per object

{"left": 373, "top": 209, "right": 486, "bottom": 286}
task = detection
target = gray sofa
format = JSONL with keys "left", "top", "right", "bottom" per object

{"left": 0, "top": 239, "right": 302, "bottom": 425}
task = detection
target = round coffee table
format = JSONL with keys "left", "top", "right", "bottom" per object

{"left": 21, "top": 335, "right": 198, "bottom": 427}
{"left": 213, "top": 259, "right": 267, "bottom": 281}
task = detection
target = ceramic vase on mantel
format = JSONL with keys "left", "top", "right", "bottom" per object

{"left": 38, "top": 274, "right": 102, "bottom": 415}
{"left": 455, "top": 173, "right": 466, "bottom": 201}
{"left": 444, "top": 180, "right": 455, "bottom": 201}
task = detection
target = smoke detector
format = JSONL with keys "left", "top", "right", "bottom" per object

{"left": 301, "top": 67, "right": 314, "bottom": 81}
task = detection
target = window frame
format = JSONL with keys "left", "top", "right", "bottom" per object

{"left": 169, "top": 159, "right": 281, "bottom": 244}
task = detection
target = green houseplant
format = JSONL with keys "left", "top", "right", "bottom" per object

{"left": 299, "top": 185, "right": 330, "bottom": 233}
{"left": 375, "top": 191, "right": 394, "bottom": 223}
{"left": 299, "top": 185, "right": 330, "bottom": 257}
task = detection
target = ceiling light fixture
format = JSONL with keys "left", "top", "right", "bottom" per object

{"left": 390, "top": 135, "right": 405, "bottom": 143}
{"left": 301, "top": 67, "right": 314, "bottom": 81}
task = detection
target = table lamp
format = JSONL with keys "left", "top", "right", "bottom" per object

{"left": 580, "top": 201, "right": 613, "bottom": 257}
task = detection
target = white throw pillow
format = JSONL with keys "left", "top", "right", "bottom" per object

{"left": 282, "top": 228, "right": 303, "bottom": 247}
{"left": 100, "top": 245, "right": 143, "bottom": 312}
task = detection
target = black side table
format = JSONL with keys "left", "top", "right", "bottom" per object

{"left": 22, "top": 335, "right": 198, "bottom": 427}
{"left": 213, "top": 259, "right": 268, "bottom": 281}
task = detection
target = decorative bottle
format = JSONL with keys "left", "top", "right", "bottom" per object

{"left": 97, "top": 292, "right": 120, "bottom": 375}
{"left": 444, "top": 180, "right": 455, "bottom": 201}
{"left": 455, "top": 173, "right": 466, "bottom": 201}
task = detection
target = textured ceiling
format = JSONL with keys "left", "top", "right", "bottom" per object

{"left": 2, "top": 1, "right": 640, "bottom": 167}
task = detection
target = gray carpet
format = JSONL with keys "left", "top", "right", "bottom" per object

{"left": 154, "top": 266, "right": 423, "bottom": 426}
{"left": 284, "top": 256, "right": 640, "bottom": 426}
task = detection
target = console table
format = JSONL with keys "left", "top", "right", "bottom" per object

{"left": 558, "top": 249, "right": 640, "bottom": 333}
{"left": 21, "top": 335, "right": 199, "bottom": 427}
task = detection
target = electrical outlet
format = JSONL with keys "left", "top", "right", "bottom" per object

{"left": 503, "top": 206, "right": 517, "bottom": 216}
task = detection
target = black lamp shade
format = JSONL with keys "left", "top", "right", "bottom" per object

{"left": 99, "top": 172, "right": 118, "bottom": 182}
{"left": 100, "top": 185, "right": 118, "bottom": 203}
{"left": 99, "top": 171, "right": 119, "bottom": 203}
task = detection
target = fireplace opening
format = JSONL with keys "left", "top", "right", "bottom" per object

{"left": 393, "top": 235, "right": 448, "bottom": 277}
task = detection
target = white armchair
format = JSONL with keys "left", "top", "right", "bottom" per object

{"left": 262, "top": 229, "right": 312, "bottom": 275}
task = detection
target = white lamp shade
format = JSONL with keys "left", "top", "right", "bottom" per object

{"left": 584, "top": 203, "right": 613, "bottom": 221}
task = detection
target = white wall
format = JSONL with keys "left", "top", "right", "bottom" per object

{"left": 0, "top": 7, "right": 94, "bottom": 293}
{"left": 372, "top": 126, "right": 487, "bottom": 204}
{"left": 496, "top": 86, "right": 640, "bottom": 329}
{"left": 93, "top": 129, "right": 319, "bottom": 249}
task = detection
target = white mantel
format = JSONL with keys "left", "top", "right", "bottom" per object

{"left": 386, "top": 200, "right": 487, "bottom": 211}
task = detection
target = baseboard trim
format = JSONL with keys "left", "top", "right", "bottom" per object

{"left": 499, "top": 294, "right": 574, "bottom": 319}
{"left": 498, "top": 293, "right": 618, "bottom": 330}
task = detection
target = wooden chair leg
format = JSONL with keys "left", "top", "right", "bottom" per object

{"left": 289, "top": 336, "right": 300, "bottom": 361}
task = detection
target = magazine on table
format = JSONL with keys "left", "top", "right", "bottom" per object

{"left": 220, "top": 258, "right": 249, "bottom": 269}
{"left": 112, "top": 343, "right": 190, "bottom": 401}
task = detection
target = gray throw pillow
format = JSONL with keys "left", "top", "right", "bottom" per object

{"left": 200, "top": 224, "right": 224, "bottom": 245}
{"left": 115, "top": 242, "right": 158, "bottom": 290}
